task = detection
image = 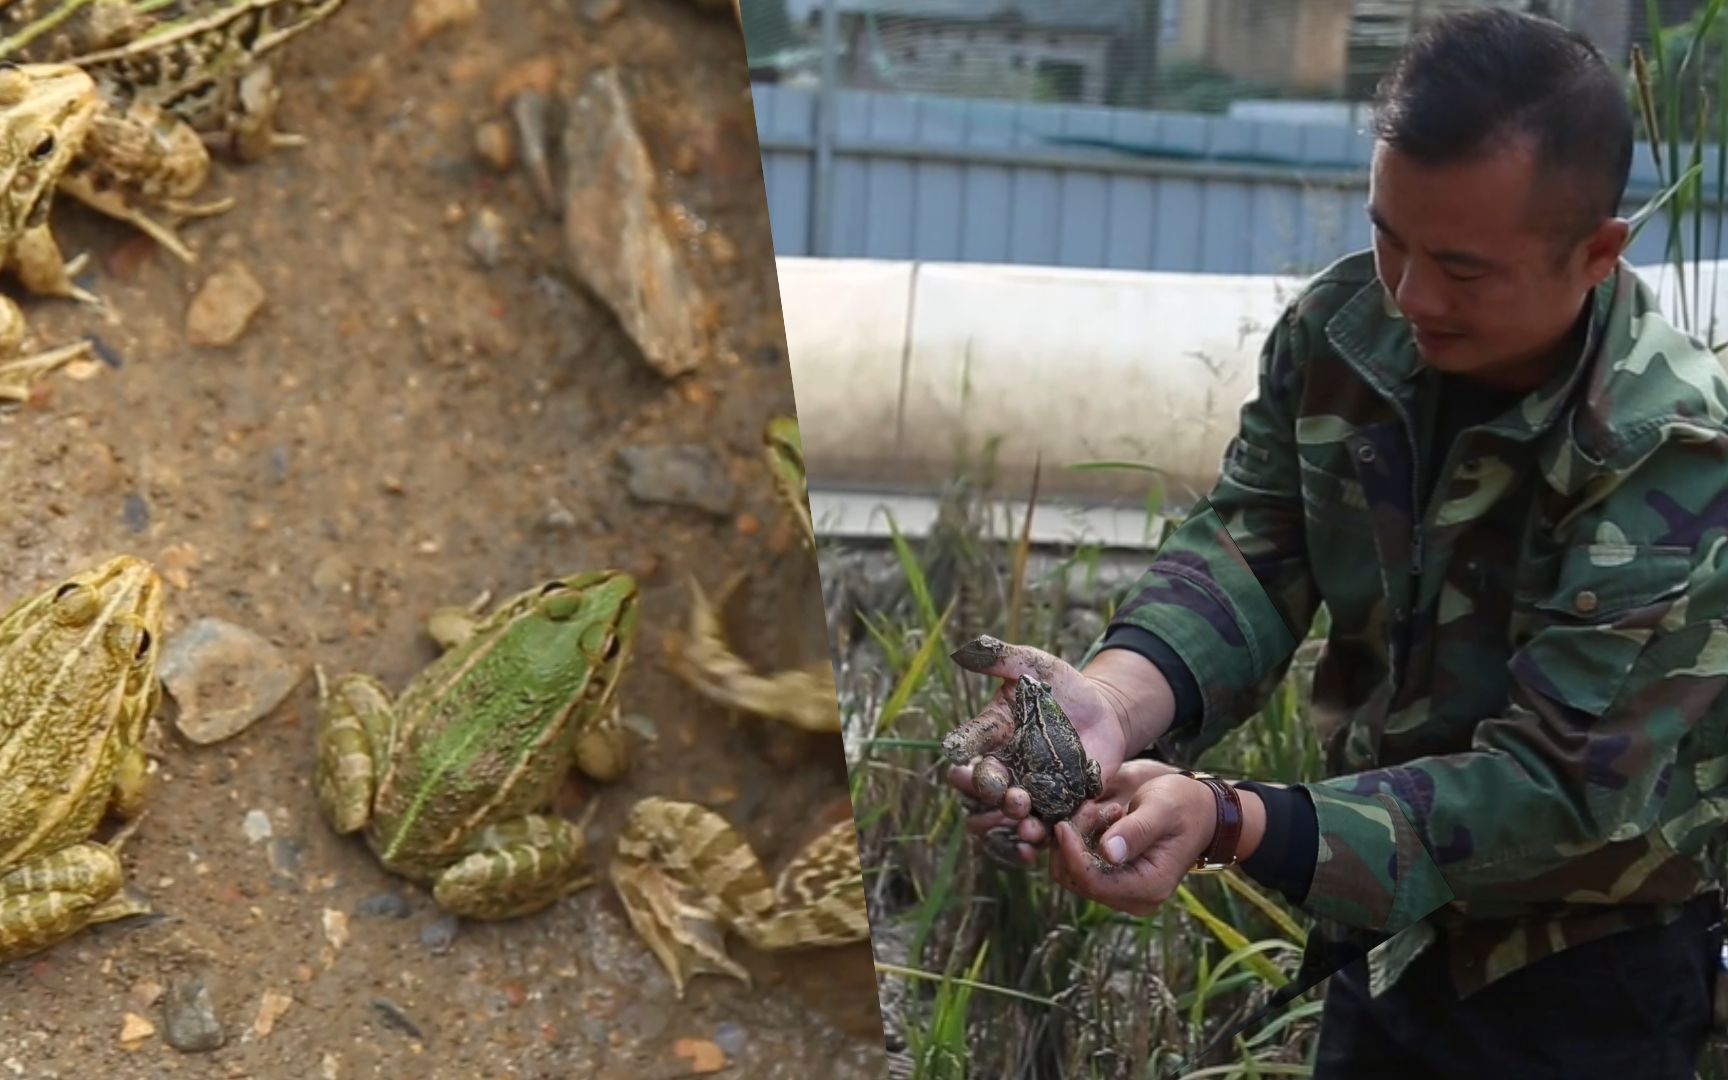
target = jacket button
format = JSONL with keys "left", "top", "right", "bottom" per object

{"left": 1575, "top": 590, "right": 1598, "bottom": 613}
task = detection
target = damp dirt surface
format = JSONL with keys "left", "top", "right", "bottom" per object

{"left": 0, "top": 2, "right": 886, "bottom": 1077}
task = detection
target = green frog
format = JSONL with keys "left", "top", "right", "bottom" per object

{"left": 313, "top": 570, "right": 638, "bottom": 920}
{"left": 0, "top": 555, "right": 165, "bottom": 963}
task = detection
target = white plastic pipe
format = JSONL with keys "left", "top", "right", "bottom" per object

{"left": 778, "top": 256, "right": 1728, "bottom": 507}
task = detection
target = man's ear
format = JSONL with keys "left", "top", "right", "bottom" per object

{"left": 1581, "top": 216, "right": 1629, "bottom": 283}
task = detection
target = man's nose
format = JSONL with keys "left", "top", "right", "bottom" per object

{"left": 1393, "top": 262, "right": 1448, "bottom": 324}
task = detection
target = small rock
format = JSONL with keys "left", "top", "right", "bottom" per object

{"left": 712, "top": 1022, "right": 746, "bottom": 1057}
{"left": 673, "top": 1037, "right": 727, "bottom": 1074}
{"left": 268, "top": 837, "right": 302, "bottom": 878}
{"left": 118, "top": 1012, "right": 155, "bottom": 1048}
{"left": 421, "top": 913, "right": 459, "bottom": 954}
{"left": 127, "top": 980, "right": 164, "bottom": 1012}
{"left": 185, "top": 263, "right": 265, "bottom": 347}
{"left": 616, "top": 445, "right": 734, "bottom": 516}
{"left": 64, "top": 358, "right": 101, "bottom": 382}
{"left": 159, "top": 617, "right": 303, "bottom": 744}
{"left": 407, "top": 0, "right": 477, "bottom": 44}
{"left": 541, "top": 498, "right": 577, "bottom": 531}
{"left": 562, "top": 68, "right": 708, "bottom": 378}
{"left": 466, "top": 207, "right": 507, "bottom": 269}
{"left": 583, "top": 0, "right": 621, "bottom": 23}
{"left": 473, "top": 119, "right": 514, "bottom": 171}
{"left": 509, "top": 90, "right": 558, "bottom": 214}
{"left": 357, "top": 893, "right": 412, "bottom": 919}
{"left": 122, "top": 493, "right": 150, "bottom": 534}
{"left": 371, "top": 999, "right": 425, "bottom": 1042}
{"left": 252, "top": 990, "right": 293, "bottom": 1039}
{"left": 322, "top": 909, "right": 350, "bottom": 952}
{"left": 162, "top": 977, "right": 225, "bottom": 1053}
{"left": 242, "top": 810, "right": 273, "bottom": 844}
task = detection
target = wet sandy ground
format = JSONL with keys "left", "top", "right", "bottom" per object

{"left": 0, "top": 1, "right": 885, "bottom": 1076}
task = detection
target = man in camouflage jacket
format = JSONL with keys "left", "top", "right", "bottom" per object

{"left": 946, "top": 10, "right": 1728, "bottom": 1077}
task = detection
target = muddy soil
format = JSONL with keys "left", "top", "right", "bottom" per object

{"left": 0, "top": 1, "right": 885, "bottom": 1076}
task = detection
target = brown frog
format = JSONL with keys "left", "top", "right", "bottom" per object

{"left": 968, "top": 673, "right": 1101, "bottom": 822}
{"left": 945, "top": 668, "right": 1103, "bottom": 867}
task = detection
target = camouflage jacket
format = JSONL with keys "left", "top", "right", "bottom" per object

{"left": 1102, "top": 249, "right": 1728, "bottom": 998}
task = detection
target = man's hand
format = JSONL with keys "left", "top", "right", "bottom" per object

{"left": 1049, "top": 771, "right": 1216, "bottom": 914}
{"left": 943, "top": 637, "right": 1170, "bottom": 861}
{"left": 1049, "top": 771, "right": 1267, "bottom": 916}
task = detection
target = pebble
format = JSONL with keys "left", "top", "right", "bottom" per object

{"left": 712, "top": 1022, "right": 747, "bottom": 1057}
{"left": 421, "top": 913, "right": 459, "bottom": 953}
{"left": 252, "top": 990, "right": 293, "bottom": 1039}
{"left": 242, "top": 810, "right": 273, "bottom": 844}
{"left": 407, "top": 0, "right": 478, "bottom": 44}
{"left": 323, "top": 909, "right": 351, "bottom": 951}
{"left": 673, "top": 1037, "right": 727, "bottom": 1074}
{"left": 616, "top": 445, "right": 735, "bottom": 517}
{"left": 185, "top": 263, "right": 266, "bottom": 347}
{"left": 116, "top": 1013, "right": 155, "bottom": 1052}
{"left": 473, "top": 120, "right": 514, "bottom": 171}
{"left": 268, "top": 838, "right": 303, "bottom": 878}
{"left": 465, "top": 207, "right": 507, "bottom": 269}
{"left": 122, "top": 493, "right": 150, "bottom": 534}
{"left": 582, "top": 0, "right": 621, "bottom": 23}
{"left": 162, "top": 977, "right": 225, "bottom": 1053}
{"left": 159, "top": 617, "right": 303, "bottom": 744}
{"left": 371, "top": 999, "right": 425, "bottom": 1042}
{"left": 540, "top": 498, "right": 578, "bottom": 531}
{"left": 357, "top": 893, "right": 412, "bottom": 919}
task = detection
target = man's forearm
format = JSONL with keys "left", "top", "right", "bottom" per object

{"left": 1082, "top": 646, "right": 1180, "bottom": 750}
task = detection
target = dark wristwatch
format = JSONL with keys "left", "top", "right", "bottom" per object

{"left": 1180, "top": 770, "right": 1243, "bottom": 873}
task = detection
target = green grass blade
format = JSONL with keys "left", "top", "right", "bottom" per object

{"left": 1175, "top": 884, "right": 1288, "bottom": 988}
{"left": 872, "top": 596, "right": 956, "bottom": 737}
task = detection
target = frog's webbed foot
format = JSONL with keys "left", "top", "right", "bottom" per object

{"left": 610, "top": 798, "right": 868, "bottom": 998}
{"left": 12, "top": 225, "right": 99, "bottom": 305}
{"left": 670, "top": 573, "right": 841, "bottom": 734}
{"left": 739, "top": 811, "right": 869, "bottom": 952}
{"left": 424, "top": 589, "right": 493, "bottom": 652}
{"left": 0, "top": 841, "right": 150, "bottom": 963}
{"left": 574, "top": 700, "right": 631, "bottom": 783}
{"left": 611, "top": 797, "right": 762, "bottom": 996}
{"left": 0, "top": 339, "right": 97, "bottom": 404}
{"left": 432, "top": 814, "right": 593, "bottom": 921}
{"left": 107, "top": 743, "right": 152, "bottom": 821}
{"left": 312, "top": 669, "right": 394, "bottom": 835}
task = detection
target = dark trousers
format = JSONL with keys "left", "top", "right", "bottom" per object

{"left": 1312, "top": 894, "right": 1724, "bottom": 1080}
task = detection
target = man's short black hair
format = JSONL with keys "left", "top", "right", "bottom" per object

{"left": 1372, "top": 9, "right": 1633, "bottom": 248}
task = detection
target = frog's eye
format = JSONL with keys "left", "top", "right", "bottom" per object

{"left": 540, "top": 581, "right": 566, "bottom": 596}
{"left": 540, "top": 592, "right": 580, "bottom": 620}
{"left": 29, "top": 134, "right": 54, "bottom": 162}
{"left": 105, "top": 620, "right": 149, "bottom": 661}
{"left": 51, "top": 582, "right": 98, "bottom": 625}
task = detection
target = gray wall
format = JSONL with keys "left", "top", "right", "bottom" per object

{"left": 752, "top": 82, "right": 1727, "bottom": 277}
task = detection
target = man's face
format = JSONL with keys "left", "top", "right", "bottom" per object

{"left": 1367, "top": 137, "right": 1626, "bottom": 387}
